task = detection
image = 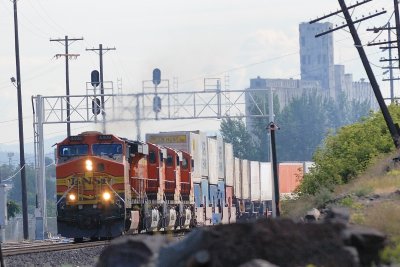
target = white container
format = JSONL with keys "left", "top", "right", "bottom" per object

{"left": 207, "top": 137, "right": 218, "bottom": 185}
{"left": 260, "top": 162, "right": 273, "bottom": 201}
{"left": 217, "top": 135, "right": 225, "bottom": 180}
{"left": 199, "top": 132, "right": 209, "bottom": 178}
{"left": 224, "top": 143, "right": 234, "bottom": 187}
{"left": 241, "top": 160, "right": 250, "bottom": 200}
{"left": 145, "top": 131, "right": 203, "bottom": 183}
{"left": 234, "top": 157, "right": 241, "bottom": 199}
{"left": 250, "top": 161, "right": 261, "bottom": 201}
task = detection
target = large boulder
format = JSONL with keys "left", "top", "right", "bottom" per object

{"left": 97, "top": 217, "right": 386, "bottom": 267}
{"left": 96, "top": 235, "right": 172, "bottom": 267}
{"left": 158, "top": 219, "right": 359, "bottom": 267}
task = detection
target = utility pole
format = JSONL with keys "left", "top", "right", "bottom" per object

{"left": 311, "top": 0, "right": 400, "bottom": 149}
{"left": 393, "top": 0, "right": 400, "bottom": 69}
{"left": 369, "top": 22, "right": 396, "bottom": 103}
{"left": 86, "top": 44, "right": 116, "bottom": 133}
{"left": 368, "top": 0, "right": 400, "bottom": 102}
{"left": 268, "top": 122, "right": 280, "bottom": 217}
{"left": 50, "top": 36, "right": 83, "bottom": 137}
{"left": 12, "top": 0, "right": 28, "bottom": 240}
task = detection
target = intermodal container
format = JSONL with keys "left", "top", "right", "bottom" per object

{"left": 250, "top": 161, "right": 261, "bottom": 201}
{"left": 193, "top": 183, "right": 202, "bottom": 207}
{"left": 207, "top": 137, "right": 218, "bottom": 185}
{"left": 278, "top": 162, "right": 304, "bottom": 194}
{"left": 224, "top": 143, "right": 234, "bottom": 187}
{"left": 216, "top": 135, "right": 225, "bottom": 180}
{"left": 201, "top": 178, "right": 209, "bottom": 206}
{"left": 209, "top": 184, "right": 219, "bottom": 207}
{"left": 234, "top": 157, "right": 241, "bottom": 199}
{"left": 259, "top": 162, "right": 272, "bottom": 201}
{"left": 145, "top": 131, "right": 203, "bottom": 183}
{"left": 241, "top": 160, "right": 250, "bottom": 200}
{"left": 199, "top": 132, "right": 209, "bottom": 178}
{"left": 225, "top": 186, "right": 233, "bottom": 207}
{"left": 217, "top": 181, "right": 226, "bottom": 207}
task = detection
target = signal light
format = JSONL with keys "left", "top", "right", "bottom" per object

{"left": 152, "top": 68, "right": 161, "bottom": 86}
{"left": 153, "top": 96, "right": 162, "bottom": 112}
{"left": 92, "top": 98, "right": 101, "bottom": 115}
{"left": 91, "top": 70, "right": 100, "bottom": 87}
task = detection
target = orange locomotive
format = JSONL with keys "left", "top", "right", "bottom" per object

{"left": 56, "top": 131, "right": 193, "bottom": 241}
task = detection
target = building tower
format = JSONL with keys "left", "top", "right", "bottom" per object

{"left": 299, "top": 22, "right": 335, "bottom": 97}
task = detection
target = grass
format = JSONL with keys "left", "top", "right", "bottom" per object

{"left": 363, "top": 201, "right": 400, "bottom": 237}
{"left": 281, "top": 153, "right": 400, "bottom": 264}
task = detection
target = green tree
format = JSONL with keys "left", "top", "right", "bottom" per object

{"left": 272, "top": 91, "right": 370, "bottom": 162}
{"left": 220, "top": 117, "right": 258, "bottom": 160}
{"left": 275, "top": 91, "right": 329, "bottom": 161}
{"left": 299, "top": 104, "right": 400, "bottom": 195}
{"left": 8, "top": 163, "right": 37, "bottom": 214}
{"left": 7, "top": 200, "right": 21, "bottom": 219}
{"left": 246, "top": 92, "right": 281, "bottom": 161}
{"left": 8, "top": 158, "right": 57, "bottom": 216}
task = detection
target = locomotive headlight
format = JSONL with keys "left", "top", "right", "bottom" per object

{"left": 85, "top": 159, "right": 93, "bottom": 171}
{"left": 68, "top": 194, "right": 76, "bottom": 201}
{"left": 102, "top": 192, "right": 111, "bottom": 201}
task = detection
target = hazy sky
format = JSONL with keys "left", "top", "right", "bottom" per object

{"left": 0, "top": 0, "right": 398, "bottom": 151}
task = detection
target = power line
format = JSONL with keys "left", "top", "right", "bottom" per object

{"left": 50, "top": 36, "right": 84, "bottom": 137}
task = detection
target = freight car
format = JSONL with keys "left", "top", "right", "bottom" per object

{"left": 56, "top": 130, "right": 309, "bottom": 241}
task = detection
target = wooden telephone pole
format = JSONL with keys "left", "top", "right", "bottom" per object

{"left": 50, "top": 36, "right": 83, "bottom": 137}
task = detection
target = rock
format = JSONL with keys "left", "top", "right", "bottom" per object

{"left": 323, "top": 207, "right": 350, "bottom": 224}
{"left": 96, "top": 216, "right": 387, "bottom": 267}
{"left": 239, "top": 259, "right": 279, "bottom": 267}
{"left": 96, "top": 235, "right": 172, "bottom": 267}
{"left": 158, "top": 219, "right": 358, "bottom": 267}
{"left": 342, "top": 225, "right": 387, "bottom": 267}
{"left": 186, "top": 250, "right": 211, "bottom": 267}
{"left": 305, "top": 208, "right": 321, "bottom": 222}
{"left": 343, "top": 246, "right": 360, "bottom": 266}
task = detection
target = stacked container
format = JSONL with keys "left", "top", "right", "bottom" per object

{"left": 233, "top": 157, "right": 241, "bottom": 200}
{"left": 216, "top": 135, "right": 225, "bottom": 180}
{"left": 224, "top": 143, "right": 234, "bottom": 207}
{"left": 146, "top": 131, "right": 207, "bottom": 205}
{"left": 241, "top": 160, "right": 250, "bottom": 200}
{"left": 249, "top": 161, "right": 261, "bottom": 202}
{"left": 278, "top": 162, "right": 304, "bottom": 194}
{"left": 207, "top": 137, "right": 218, "bottom": 208}
{"left": 259, "top": 162, "right": 272, "bottom": 202}
{"left": 207, "top": 137, "right": 218, "bottom": 185}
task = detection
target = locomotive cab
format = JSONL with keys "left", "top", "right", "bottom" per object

{"left": 56, "top": 132, "right": 129, "bottom": 240}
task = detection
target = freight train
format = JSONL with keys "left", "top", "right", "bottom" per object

{"left": 55, "top": 130, "right": 309, "bottom": 241}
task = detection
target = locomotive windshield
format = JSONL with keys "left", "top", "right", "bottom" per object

{"left": 59, "top": 144, "right": 89, "bottom": 157}
{"left": 92, "top": 144, "right": 123, "bottom": 158}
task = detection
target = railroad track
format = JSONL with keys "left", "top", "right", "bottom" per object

{"left": 2, "top": 240, "right": 110, "bottom": 256}
{"left": 1, "top": 230, "right": 188, "bottom": 257}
